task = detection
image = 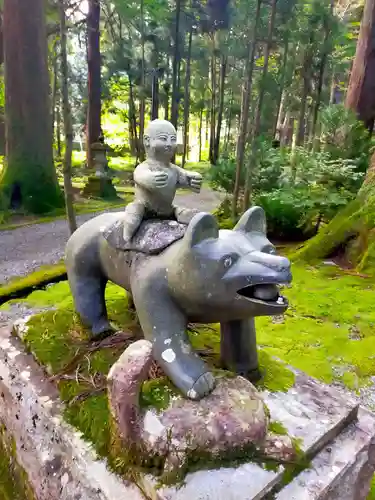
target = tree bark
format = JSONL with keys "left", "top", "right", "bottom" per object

{"left": 243, "top": 0, "right": 277, "bottom": 211}
{"left": 151, "top": 70, "right": 159, "bottom": 120}
{"left": 171, "top": 0, "right": 182, "bottom": 129}
{"left": 232, "top": 0, "right": 262, "bottom": 219}
{"left": 182, "top": 25, "right": 193, "bottom": 168}
{"left": 296, "top": 48, "right": 312, "bottom": 147}
{"left": 0, "top": 0, "right": 61, "bottom": 213}
{"left": 213, "top": 53, "right": 227, "bottom": 163}
{"left": 56, "top": 93, "right": 62, "bottom": 158}
{"left": 273, "top": 38, "right": 289, "bottom": 139}
{"left": 86, "top": 0, "right": 101, "bottom": 170}
{"left": 345, "top": 0, "right": 375, "bottom": 130}
{"left": 51, "top": 51, "right": 59, "bottom": 153}
{"left": 164, "top": 82, "right": 170, "bottom": 120}
{"left": 311, "top": 0, "right": 334, "bottom": 141}
{"left": 128, "top": 74, "right": 140, "bottom": 161}
{"left": 209, "top": 38, "right": 217, "bottom": 165}
{"left": 59, "top": 0, "right": 77, "bottom": 234}
{"left": 198, "top": 107, "right": 203, "bottom": 162}
{"left": 139, "top": 0, "right": 146, "bottom": 159}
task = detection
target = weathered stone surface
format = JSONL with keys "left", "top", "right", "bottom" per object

{"left": 5, "top": 315, "right": 375, "bottom": 500}
{"left": 108, "top": 340, "right": 271, "bottom": 475}
{"left": 103, "top": 218, "right": 186, "bottom": 254}
{"left": 0, "top": 323, "right": 144, "bottom": 500}
{"left": 140, "top": 463, "right": 284, "bottom": 500}
{"left": 263, "top": 370, "right": 359, "bottom": 456}
{"left": 275, "top": 407, "right": 375, "bottom": 500}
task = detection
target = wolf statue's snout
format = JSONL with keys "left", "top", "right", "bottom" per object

{"left": 249, "top": 250, "right": 290, "bottom": 273}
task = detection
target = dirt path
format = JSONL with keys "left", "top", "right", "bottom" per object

{"left": 0, "top": 188, "right": 224, "bottom": 284}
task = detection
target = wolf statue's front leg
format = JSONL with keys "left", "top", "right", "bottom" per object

{"left": 132, "top": 272, "right": 215, "bottom": 400}
{"left": 220, "top": 318, "right": 261, "bottom": 382}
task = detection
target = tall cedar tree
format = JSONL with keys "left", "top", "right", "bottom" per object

{"left": 0, "top": 0, "right": 62, "bottom": 213}
{"left": 86, "top": 0, "right": 102, "bottom": 169}
{"left": 60, "top": 0, "right": 77, "bottom": 234}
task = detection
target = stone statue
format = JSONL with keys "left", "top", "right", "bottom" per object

{"left": 65, "top": 205, "right": 292, "bottom": 401}
{"left": 121, "top": 119, "right": 203, "bottom": 244}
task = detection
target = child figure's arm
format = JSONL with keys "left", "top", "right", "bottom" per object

{"left": 175, "top": 166, "right": 202, "bottom": 193}
{"left": 134, "top": 163, "right": 168, "bottom": 190}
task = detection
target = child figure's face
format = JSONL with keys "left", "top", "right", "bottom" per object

{"left": 144, "top": 120, "right": 177, "bottom": 162}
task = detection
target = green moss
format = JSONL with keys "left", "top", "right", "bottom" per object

{"left": 257, "top": 350, "right": 295, "bottom": 392}
{"left": 268, "top": 421, "right": 288, "bottom": 436}
{"left": 140, "top": 378, "right": 178, "bottom": 412}
{"left": 0, "top": 264, "right": 66, "bottom": 302}
{"left": 0, "top": 426, "right": 36, "bottom": 500}
{"left": 367, "top": 475, "right": 375, "bottom": 499}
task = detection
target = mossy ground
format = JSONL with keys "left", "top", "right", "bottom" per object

{"left": 0, "top": 263, "right": 67, "bottom": 303}
{"left": 3, "top": 259, "right": 375, "bottom": 486}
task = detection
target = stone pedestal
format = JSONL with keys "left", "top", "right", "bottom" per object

{"left": 2, "top": 317, "right": 375, "bottom": 500}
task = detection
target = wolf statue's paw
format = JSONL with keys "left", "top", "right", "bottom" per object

{"left": 91, "top": 319, "right": 117, "bottom": 342}
{"left": 186, "top": 372, "right": 216, "bottom": 400}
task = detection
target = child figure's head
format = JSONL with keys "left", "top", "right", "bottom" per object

{"left": 144, "top": 119, "right": 177, "bottom": 162}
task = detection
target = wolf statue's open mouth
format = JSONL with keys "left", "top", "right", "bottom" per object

{"left": 237, "top": 283, "right": 286, "bottom": 306}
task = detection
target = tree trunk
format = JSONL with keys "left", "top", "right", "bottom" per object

{"left": 243, "top": 0, "right": 277, "bottom": 211}
{"left": 59, "top": 0, "right": 77, "bottom": 234}
{"left": 0, "top": 12, "right": 5, "bottom": 155}
{"left": 311, "top": 0, "right": 334, "bottom": 141}
{"left": 171, "top": 0, "right": 182, "bottom": 129}
{"left": 209, "top": 39, "right": 217, "bottom": 165}
{"left": 182, "top": 25, "right": 193, "bottom": 168}
{"left": 164, "top": 82, "right": 170, "bottom": 120}
{"left": 51, "top": 51, "right": 58, "bottom": 153}
{"left": 232, "top": 0, "right": 261, "bottom": 219}
{"left": 273, "top": 38, "right": 289, "bottom": 139}
{"left": 0, "top": 0, "right": 61, "bottom": 213}
{"left": 198, "top": 107, "right": 203, "bottom": 162}
{"left": 86, "top": 0, "right": 101, "bottom": 170}
{"left": 139, "top": 0, "right": 146, "bottom": 159}
{"left": 296, "top": 57, "right": 311, "bottom": 147}
{"left": 56, "top": 93, "right": 62, "bottom": 159}
{"left": 213, "top": 53, "right": 227, "bottom": 163}
{"left": 225, "top": 91, "right": 233, "bottom": 152}
{"left": 151, "top": 70, "right": 159, "bottom": 120}
{"left": 128, "top": 74, "right": 140, "bottom": 161}
{"left": 345, "top": 0, "right": 375, "bottom": 130}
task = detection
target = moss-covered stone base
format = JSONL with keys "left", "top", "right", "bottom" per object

{"left": 3, "top": 260, "right": 375, "bottom": 488}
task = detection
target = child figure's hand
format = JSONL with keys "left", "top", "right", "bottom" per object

{"left": 188, "top": 173, "right": 202, "bottom": 193}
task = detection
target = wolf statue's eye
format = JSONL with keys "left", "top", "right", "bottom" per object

{"left": 223, "top": 256, "right": 233, "bottom": 268}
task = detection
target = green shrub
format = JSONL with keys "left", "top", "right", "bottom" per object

{"left": 208, "top": 156, "right": 239, "bottom": 193}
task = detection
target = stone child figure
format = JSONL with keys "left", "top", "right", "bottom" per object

{"left": 122, "top": 119, "right": 203, "bottom": 243}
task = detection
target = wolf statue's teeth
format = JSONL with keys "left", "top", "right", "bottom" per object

{"left": 277, "top": 296, "right": 284, "bottom": 305}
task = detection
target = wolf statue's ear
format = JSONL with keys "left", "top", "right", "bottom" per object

{"left": 184, "top": 212, "right": 219, "bottom": 247}
{"left": 234, "top": 206, "right": 267, "bottom": 234}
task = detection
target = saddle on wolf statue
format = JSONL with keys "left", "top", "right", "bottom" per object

{"left": 103, "top": 217, "right": 187, "bottom": 254}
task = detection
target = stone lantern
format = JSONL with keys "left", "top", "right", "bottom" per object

{"left": 82, "top": 142, "right": 118, "bottom": 199}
